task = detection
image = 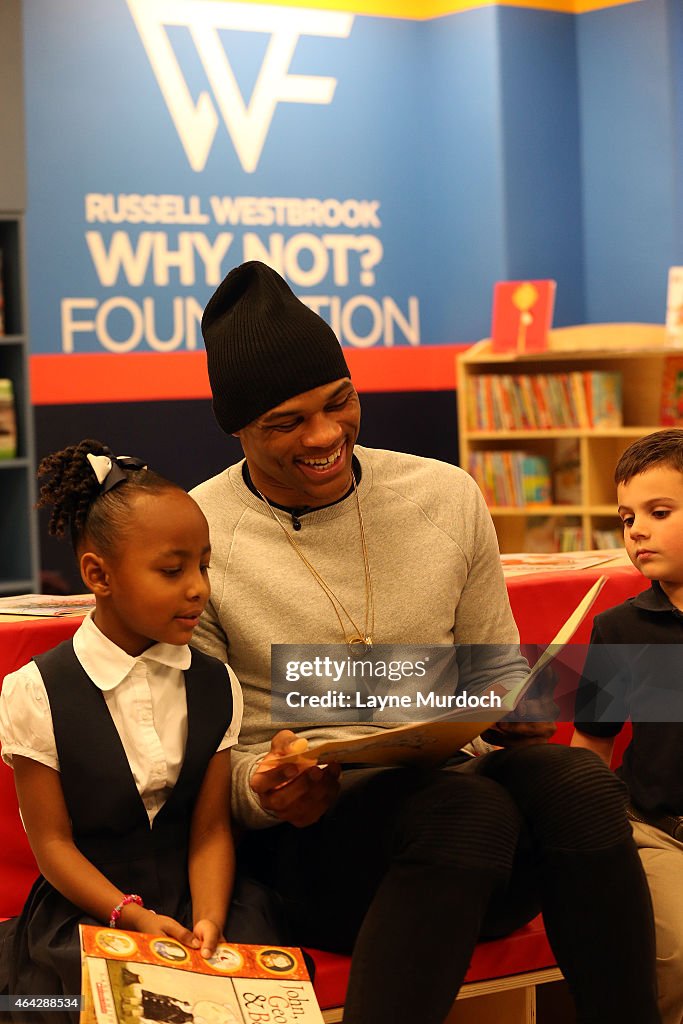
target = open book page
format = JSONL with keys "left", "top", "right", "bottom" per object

{"left": 497, "top": 574, "right": 607, "bottom": 709}
{"left": 276, "top": 576, "right": 607, "bottom": 768}
{"left": 79, "top": 925, "right": 324, "bottom": 1024}
{"left": 275, "top": 720, "right": 497, "bottom": 768}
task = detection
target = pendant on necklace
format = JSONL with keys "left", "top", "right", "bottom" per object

{"left": 349, "top": 635, "right": 373, "bottom": 655}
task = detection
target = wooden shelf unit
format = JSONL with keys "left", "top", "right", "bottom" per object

{"left": 457, "top": 323, "right": 678, "bottom": 553}
{"left": 0, "top": 217, "right": 39, "bottom": 594}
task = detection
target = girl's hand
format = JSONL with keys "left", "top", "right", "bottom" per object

{"left": 121, "top": 903, "right": 199, "bottom": 948}
{"left": 193, "top": 918, "right": 224, "bottom": 958}
{"left": 152, "top": 914, "right": 201, "bottom": 949}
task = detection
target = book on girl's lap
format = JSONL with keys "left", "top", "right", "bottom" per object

{"left": 275, "top": 576, "right": 606, "bottom": 769}
{"left": 79, "top": 925, "right": 324, "bottom": 1024}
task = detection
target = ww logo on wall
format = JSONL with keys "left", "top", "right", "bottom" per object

{"left": 56, "top": 0, "right": 420, "bottom": 362}
{"left": 126, "top": 0, "right": 354, "bottom": 173}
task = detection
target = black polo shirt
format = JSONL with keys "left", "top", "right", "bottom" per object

{"left": 574, "top": 581, "right": 683, "bottom": 816}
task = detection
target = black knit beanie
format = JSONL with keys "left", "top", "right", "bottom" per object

{"left": 202, "top": 261, "right": 351, "bottom": 434}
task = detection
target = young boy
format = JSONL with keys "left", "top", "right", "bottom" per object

{"left": 572, "top": 428, "right": 683, "bottom": 1024}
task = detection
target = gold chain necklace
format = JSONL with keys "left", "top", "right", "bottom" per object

{"left": 257, "top": 475, "right": 374, "bottom": 653}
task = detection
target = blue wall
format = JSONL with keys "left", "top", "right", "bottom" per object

{"left": 498, "top": 8, "right": 584, "bottom": 326}
{"left": 577, "top": 0, "right": 679, "bottom": 322}
{"left": 420, "top": 9, "right": 508, "bottom": 343}
{"left": 21, "top": 0, "right": 683, "bottom": 378}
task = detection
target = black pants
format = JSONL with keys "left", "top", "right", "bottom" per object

{"left": 239, "top": 743, "right": 660, "bottom": 1024}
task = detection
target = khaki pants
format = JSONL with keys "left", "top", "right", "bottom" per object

{"left": 632, "top": 819, "right": 683, "bottom": 1024}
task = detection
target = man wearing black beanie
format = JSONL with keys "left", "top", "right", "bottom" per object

{"left": 191, "top": 262, "right": 660, "bottom": 1024}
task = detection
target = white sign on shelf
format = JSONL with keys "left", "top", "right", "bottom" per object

{"left": 666, "top": 266, "right": 683, "bottom": 347}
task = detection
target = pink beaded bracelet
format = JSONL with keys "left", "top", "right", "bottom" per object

{"left": 109, "top": 893, "right": 144, "bottom": 928}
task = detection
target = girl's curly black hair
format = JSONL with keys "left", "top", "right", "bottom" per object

{"left": 37, "top": 439, "right": 180, "bottom": 553}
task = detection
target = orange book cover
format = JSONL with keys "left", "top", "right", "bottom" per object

{"left": 79, "top": 926, "right": 323, "bottom": 1024}
{"left": 490, "top": 280, "right": 556, "bottom": 354}
{"left": 529, "top": 376, "right": 552, "bottom": 429}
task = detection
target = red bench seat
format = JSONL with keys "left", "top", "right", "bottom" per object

{"left": 307, "top": 913, "right": 555, "bottom": 1011}
{"left": 0, "top": 749, "right": 558, "bottom": 1013}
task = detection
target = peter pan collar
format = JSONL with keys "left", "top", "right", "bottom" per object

{"left": 73, "top": 611, "right": 191, "bottom": 692}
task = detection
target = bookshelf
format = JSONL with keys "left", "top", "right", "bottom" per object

{"left": 457, "top": 323, "right": 679, "bottom": 553}
{"left": 0, "top": 0, "right": 39, "bottom": 594}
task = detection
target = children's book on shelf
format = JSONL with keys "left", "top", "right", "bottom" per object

{"left": 522, "top": 515, "right": 566, "bottom": 554}
{"left": 521, "top": 454, "right": 552, "bottom": 505}
{"left": 568, "top": 371, "right": 590, "bottom": 428}
{"left": 468, "top": 371, "right": 622, "bottom": 432}
{"left": 552, "top": 438, "right": 582, "bottom": 505}
{"left": 468, "top": 451, "right": 551, "bottom": 507}
{"left": 592, "top": 528, "right": 623, "bottom": 550}
{"left": 559, "top": 524, "right": 586, "bottom": 552}
{"left": 660, "top": 355, "right": 683, "bottom": 426}
{"left": 0, "top": 593, "right": 95, "bottom": 616}
{"left": 665, "top": 266, "right": 683, "bottom": 347}
{"left": 0, "top": 378, "right": 17, "bottom": 458}
{"left": 276, "top": 577, "right": 606, "bottom": 768}
{"left": 79, "top": 925, "right": 325, "bottom": 1024}
{"left": 490, "top": 279, "right": 556, "bottom": 354}
{"left": 585, "top": 371, "right": 622, "bottom": 428}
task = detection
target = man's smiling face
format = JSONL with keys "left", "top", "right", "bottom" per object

{"left": 236, "top": 378, "right": 361, "bottom": 508}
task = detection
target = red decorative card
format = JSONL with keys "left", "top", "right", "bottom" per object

{"left": 490, "top": 280, "right": 556, "bottom": 354}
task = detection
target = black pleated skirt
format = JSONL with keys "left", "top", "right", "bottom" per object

{"left": 0, "top": 873, "right": 292, "bottom": 1024}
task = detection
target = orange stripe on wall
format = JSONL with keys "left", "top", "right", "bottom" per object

{"left": 30, "top": 353, "right": 213, "bottom": 405}
{"left": 348, "top": 345, "right": 467, "bottom": 392}
{"left": 29, "top": 346, "right": 470, "bottom": 405}
{"left": 231, "top": 0, "right": 641, "bottom": 17}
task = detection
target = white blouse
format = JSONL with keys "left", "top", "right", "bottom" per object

{"left": 0, "top": 612, "right": 242, "bottom": 823}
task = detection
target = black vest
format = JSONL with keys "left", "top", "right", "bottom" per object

{"left": 35, "top": 641, "right": 233, "bottom": 916}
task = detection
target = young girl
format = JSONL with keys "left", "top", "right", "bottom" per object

{"left": 0, "top": 440, "right": 243, "bottom": 1022}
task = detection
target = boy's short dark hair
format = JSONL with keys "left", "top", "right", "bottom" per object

{"left": 615, "top": 428, "right": 683, "bottom": 485}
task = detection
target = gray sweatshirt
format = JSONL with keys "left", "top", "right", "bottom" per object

{"left": 190, "top": 445, "right": 528, "bottom": 828}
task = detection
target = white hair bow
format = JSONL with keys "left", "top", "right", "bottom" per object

{"left": 86, "top": 453, "right": 113, "bottom": 485}
{"left": 86, "top": 452, "right": 147, "bottom": 493}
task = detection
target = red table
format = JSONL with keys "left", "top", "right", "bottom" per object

{"left": 0, "top": 615, "right": 86, "bottom": 675}
{"left": 505, "top": 562, "right": 648, "bottom": 644}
